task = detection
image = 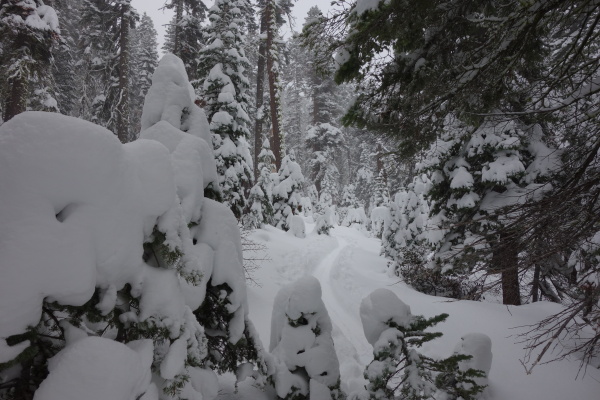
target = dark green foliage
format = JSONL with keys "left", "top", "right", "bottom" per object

{"left": 364, "top": 312, "right": 486, "bottom": 400}
{"left": 194, "top": 281, "right": 261, "bottom": 374}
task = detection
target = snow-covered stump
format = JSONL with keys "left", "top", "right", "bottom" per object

{"left": 269, "top": 276, "right": 343, "bottom": 400}
{"left": 353, "top": 289, "right": 488, "bottom": 400}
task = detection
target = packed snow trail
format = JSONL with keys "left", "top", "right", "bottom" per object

{"left": 311, "top": 235, "right": 373, "bottom": 391}
{"left": 237, "top": 223, "right": 600, "bottom": 400}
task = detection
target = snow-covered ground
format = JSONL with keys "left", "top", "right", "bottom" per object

{"left": 221, "top": 221, "right": 600, "bottom": 399}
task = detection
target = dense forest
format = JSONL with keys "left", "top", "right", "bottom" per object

{"left": 0, "top": 0, "right": 598, "bottom": 399}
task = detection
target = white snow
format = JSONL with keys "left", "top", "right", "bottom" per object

{"left": 34, "top": 337, "right": 153, "bottom": 400}
{"left": 360, "top": 289, "right": 412, "bottom": 345}
{"left": 236, "top": 222, "right": 600, "bottom": 400}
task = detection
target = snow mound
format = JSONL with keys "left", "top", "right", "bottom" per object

{"left": 454, "top": 333, "right": 492, "bottom": 388}
{"left": 0, "top": 112, "right": 174, "bottom": 341}
{"left": 289, "top": 215, "right": 306, "bottom": 238}
{"left": 360, "top": 289, "right": 412, "bottom": 345}
{"left": 34, "top": 337, "right": 154, "bottom": 400}
{"left": 270, "top": 276, "right": 341, "bottom": 399}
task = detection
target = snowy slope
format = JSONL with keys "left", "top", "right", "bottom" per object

{"left": 222, "top": 222, "right": 600, "bottom": 399}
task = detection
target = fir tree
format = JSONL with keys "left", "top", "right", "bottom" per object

{"left": 246, "top": 138, "right": 275, "bottom": 228}
{"left": 197, "top": 0, "right": 254, "bottom": 219}
{"left": 129, "top": 12, "right": 158, "bottom": 137}
{"left": 162, "top": 0, "right": 206, "bottom": 85}
{"left": 0, "top": 0, "right": 60, "bottom": 121}
{"left": 357, "top": 289, "right": 487, "bottom": 400}
{"left": 272, "top": 154, "right": 304, "bottom": 231}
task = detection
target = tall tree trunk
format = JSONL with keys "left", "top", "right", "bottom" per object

{"left": 531, "top": 264, "right": 540, "bottom": 302}
{"left": 253, "top": 11, "right": 267, "bottom": 180}
{"left": 116, "top": 2, "right": 130, "bottom": 143}
{"left": 174, "top": 0, "right": 183, "bottom": 55}
{"left": 265, "top": 0, "right": 282, "bottom": 170}
{"left": 492, "top": 230, "right": 521, "bottom": 305}
{"left": 4, "top": 73, "right": 27, "bottom": 122}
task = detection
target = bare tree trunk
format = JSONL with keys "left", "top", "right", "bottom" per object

{"left": 265, "top": 0, "right": 282, "bottom": 170}
{"left": 253, "top": 11, "right": 267, "bottom": 181}
{"left": 531, "top": 264, "right": 540, "bottom": 302}
{"left": 492, "top": 230, "right": 522, "bottom": 305}
{"left": 116, "top": 2, "right": 130, "bottom": 143}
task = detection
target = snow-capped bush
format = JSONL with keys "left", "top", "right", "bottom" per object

{"left": 0, "top": 54, "right": 267, "bottom": 399}
{"left": 270, "top": 276, "right": 343, "bottom": 400}
{"left": 289, "top": 215, "right": 306, "bottom": 239}
{"left": 370, "top": 206, "right": 390, "bottom": 239}
{"left": 353, "top": 289, "right": 487, "bottom": 400}
{"left": 315, "top": 207, "right": 335, "bottom": 235}
{"left": 341, "top": 207, "right": 368, "bottom": 231}
{"left": 272, "top": 154, "right": 305, "bottom": 231}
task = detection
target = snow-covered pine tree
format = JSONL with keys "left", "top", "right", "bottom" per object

{"left": 0, "top": 0, "right": 60, "bottom": 121}
{"left": 246, "top": 138, "right": 275, "bottom": 228}
{"left": 262, "top": 0, "right": 285, "bottom": 169}
{"left": 371, "top": 169, "right": 389, "bottom": 209}
{"left": 46, "top": 0, "right": 81, "bottom": 116}
{"left": 355, "top": 289, "right": 487, "bottom": 400}
{"left": 421, "top": 117, "right": 559, "bottom": 304}
{"left": 77, "top": 0, "right": 138, "bottom": 142}
{"left": 281, "top": 33, "right": 311, "bottom": 175}
{"left": 162, "top": 0, "right": 206, "bottom": 85}
{"left": 272, "top": 154, "right": 304, "bottom": 231}
{"left": 197, "top": 0, "right": 254, "bottom": 219}
{"left": 354, "top": 142, "right": 375, "bottom": 210}
{"left": 129, "top": 12, "right": 158, "bottom": 137}
{"left": 305, "top": 123, "right": 343, "bottom": 200}
{"left": 270, "top": 276, "right": 343, "bottom": 400}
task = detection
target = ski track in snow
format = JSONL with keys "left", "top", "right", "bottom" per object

{"left": 310, "top": 229, "right": 387, "bottom": 392}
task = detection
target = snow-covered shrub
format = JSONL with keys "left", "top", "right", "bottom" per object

{"left": 353, "top": 289, "right": 487, "bottom": 400}
{"left": 0, "top": 111, "right": 210, "bottom": 399}
{"left": 315, "top": 207, "right": 335, "bottom": 236}
{"left": 0, "top": 55, "right": 268, "bottom": 399}
{"left": 299, "top": 196, "right": 314, "bottom": 217}
{"left": 289, "top": 215, "right": 306, "bottom": 238}
{"left": 246, "top": 138, "right": 275, "bottom": 228}
{"left": 273, "top": 154, "right": 305, "bottom": 231}
{"left": 269, "top": 276, "right": 343, "bottom": 400}
{"left": 370, "top": 206, "right": 390, "bottom": 239}
{"left": 341, "top": 207, "right": 368, "bottom": 231}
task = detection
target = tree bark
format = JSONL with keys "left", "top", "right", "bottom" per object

{"left": 4, "top": 73, "right": 27, "bottom": 122}
{"left": 492, "top": 230, "right": 521, "bottom": 305}
{"left": 265, "top": 0, "right": 282, "bottom": 170}
{"left": 173, "top": 0, "right": 183, "bottom": 56}
{"left": 116, "top": 2, "right": 131, "bottom": 143}
{"left": 253, "top": 10, "right": 268, "bottom": 181}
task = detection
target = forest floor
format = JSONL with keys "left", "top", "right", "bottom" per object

{"left": 219, "top": 220, "right": 600, "bottom": 399}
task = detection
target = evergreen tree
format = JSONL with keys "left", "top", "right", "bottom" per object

{"left": 129, "top": 12, "right": 158, "bottom": 137}
{"left": 246, "top": 138, "right": 275, "bottom": 228}
{"left": 357, "top": 289, "right": 487, "bottom": 400}
{"left": 162, "top": 0, "right": 206, "bottom": 85}
{"left": 354, "top": 142, "right": 375, "bottom": 210}
{"left": 77, "top": 0, "right": 138, "bottom": 142}
{"left": 0, "top": 0, "right": 60, "bottom": 121}
{"left": 272, "top": 154, "right": 304, "bottom": 231}
{"left": 197, "top": 0, "right": 254, "bottom": 219}
{"left": 48, "top": 0, "right": 80, "bottom": 116}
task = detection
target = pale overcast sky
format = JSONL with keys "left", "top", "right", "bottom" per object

{"left": 131, "top": 0, "right": 331, "bottom": 53}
